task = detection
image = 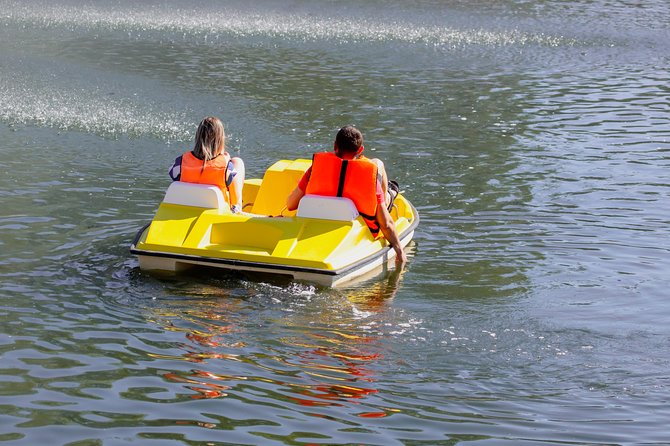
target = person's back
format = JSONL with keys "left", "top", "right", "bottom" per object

{"left": 286, "top": 125, "right": 407, "bottom": 264}
{"left": 305, "top": 151, "right": 381, "bottom": 235}
{"left": 168, "top": 116, "right": 246, "bottom": 213}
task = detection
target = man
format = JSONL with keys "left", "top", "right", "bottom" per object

{"left": 287, "top": 126, "right": 407, "bottom": 264}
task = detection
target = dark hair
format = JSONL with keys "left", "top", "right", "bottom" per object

{"left": 335, "top": 125, "right": 363, "bottom": 155}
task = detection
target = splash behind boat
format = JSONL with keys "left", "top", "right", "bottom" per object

{"left": 130, "top": 159, "right": 419, "bottom": 287}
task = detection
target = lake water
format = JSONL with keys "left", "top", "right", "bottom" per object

{"left": 1, "top": 0, "right": 669, "bottom": 444}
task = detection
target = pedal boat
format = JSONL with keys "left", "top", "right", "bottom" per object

{"left": 130, "top": 159, "right": 419, "bottom": 287}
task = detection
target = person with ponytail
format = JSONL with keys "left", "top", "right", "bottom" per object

{"left": 168, "top": 117, "right": 245, "bottom": 213}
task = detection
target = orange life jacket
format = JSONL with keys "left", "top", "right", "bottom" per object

{"left": 180, "top": 151, "right": 232, "bottom": 203}
{"left": 305, "top": 152, "right": 380, "bottom": 235}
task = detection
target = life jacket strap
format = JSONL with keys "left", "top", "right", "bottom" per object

{"left": 336, "top": 160, "right": 348, "bottom": 197}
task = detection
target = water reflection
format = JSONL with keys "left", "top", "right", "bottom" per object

{"left": 341, "top": 266, "right": 405, "bottom": 312}
{"left": 137, "top": 269, "right": 407, "bottom": 419}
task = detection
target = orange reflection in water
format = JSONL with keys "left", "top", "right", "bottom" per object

{"left": 278, "top": 268, "right": 408, "bottom": 413}
{"left": 149, "top": 294, "right": 251, "bottom": 400}
{"left": 343, "top": 266, "right": 405, "bottom": 311}
{"left": 284, "top": 362, "right": 381, "bottom": 410}
{"left": 358, "top": 411, "right": 388, "bottom": 418}
{"left": 281, "top": 334, "right": 381, "bottom": 408}
{"left": 163, "top": 371, "right": 231, "bottom": 399}
{"left": 149, "top": 267, "right": 408, "bottom": 411}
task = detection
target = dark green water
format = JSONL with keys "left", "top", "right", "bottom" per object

{"left": 1, "top": 0, "right": 669, "bottom": 444}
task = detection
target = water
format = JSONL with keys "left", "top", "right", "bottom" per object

{"left": 1, "top": 0, "right": 669, "bottom": 444}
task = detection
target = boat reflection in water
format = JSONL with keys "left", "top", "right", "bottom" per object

{"left": 138, "top": 263, "right": 409, "bottom": 420}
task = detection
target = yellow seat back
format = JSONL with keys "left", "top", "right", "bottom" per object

{"left": 250, "top": 159, "right": 311, "bottom": 216}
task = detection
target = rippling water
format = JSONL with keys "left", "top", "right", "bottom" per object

{"left": 1, "top": 0, "right": 669, "bottom": 444}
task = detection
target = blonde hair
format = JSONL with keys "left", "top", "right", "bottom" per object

{"left": 193, "top": 116, "right": 225, "bottom": 161}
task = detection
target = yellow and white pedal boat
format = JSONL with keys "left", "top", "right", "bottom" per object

{"left": 130, "top": 159, "right": 419, "bottom": 287}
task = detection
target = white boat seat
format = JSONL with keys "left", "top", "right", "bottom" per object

{"left": 162, "top": 182, "right": 225, "bottom": 210}
{"left": 296, "top": 194, "right": 359, "bottom": 221}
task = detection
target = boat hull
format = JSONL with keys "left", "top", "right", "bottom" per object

{"left": 131, "top": 225, "right": 416, "bottom": 287}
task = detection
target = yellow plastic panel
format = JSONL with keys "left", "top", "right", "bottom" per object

{"left": 287, "top": 220, "right": 353, "bottom": 263}
{"left": 242, "top": 178, "right": 261, "bottom": 212}
{"left": 207, "top": 219, "right": 287, "bottom": 254}
{"left": 143, "top": 204, "right": 202, "bottom": 247}
{"left": 251, "top": 159, "right": 311, "bottom": 216}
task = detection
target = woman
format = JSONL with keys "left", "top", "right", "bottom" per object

{"left": 168, "top": 116, "right": 245, "bottom": 213}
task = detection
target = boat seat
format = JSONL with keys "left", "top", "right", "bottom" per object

{"left": 296, "top": 195, "right": 359, "bottom": 221}
{"left": 162, "top": 182, "right": 225, "bottom": 211}
{"left": 250, "top": 159, "right": 311, "bottom": 216}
